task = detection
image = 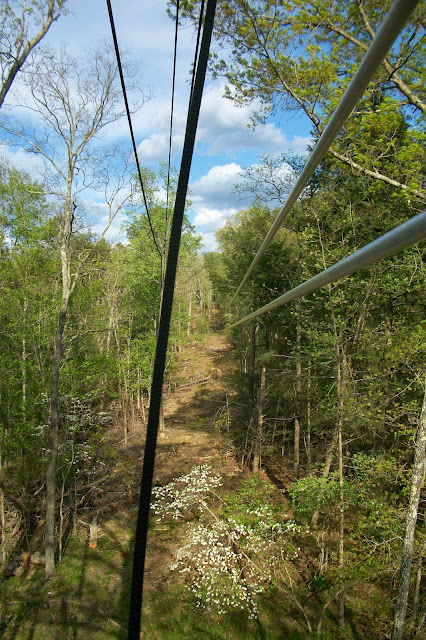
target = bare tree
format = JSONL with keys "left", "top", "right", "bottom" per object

{"left": 2, "top": 44, "right": 145, "bottom": 575}
{"left": 234, "top": 154, "right": 303, "bottom": 207}
{"left": 0, "top": 0, "right": 67, "bottom": 108}
{"left": 391, "top": 384, "right": 426, "bottom": 640}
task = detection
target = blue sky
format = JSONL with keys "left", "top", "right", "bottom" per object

{"left": 1, "top": 0, "right": 312, "bottom": 250}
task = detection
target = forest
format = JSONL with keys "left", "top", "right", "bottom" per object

{"left": 0, "top": 0, "right": 425, "bottom": 639}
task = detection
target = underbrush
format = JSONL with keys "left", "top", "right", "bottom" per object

{"left": 0, "top": 463, "right": 399, "bottom": 640}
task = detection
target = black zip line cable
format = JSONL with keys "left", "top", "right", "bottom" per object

{"left": 106, "top": 0, "right": 162, "bottom": 258}
{"left": 189, "top": 0, "right": 206, "bottom": 103}
{"left": 165, "top": 0, "right": 180, "bottom": 254}
{"left": 164, "top": 0, "right": 204, "bottom": 256}
{"left": 127, "top": 2, "right": 217, "bottom": 638}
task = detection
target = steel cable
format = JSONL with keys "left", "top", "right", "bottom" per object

{"left": 224, "top": 211, "right": 426, "bottom": 330}
{"left": 224, "top": 0, "right": 421, "bottom": 314}
{"left": 165, "top": 0, "right": 180, "bottom": 252}
{"left": 106, "top": 0, "right": 162, "bottom": 258}
{"left": 189, "top": 0, "right": 206, "bottom": 104}
{"left": 127, "top": 1, "right": 217, "bottom": 638}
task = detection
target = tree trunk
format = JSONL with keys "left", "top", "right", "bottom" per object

{"left": 412, "top": 535, "right": 425, "bottom": 628}
{"left": 187, "top": 293, "right": 192, "bottom": 337}
{"left": 122, "top": 362, "right": 129, "bottom": 446}
{"left": 226, "top": 393, "right": 230, "bottom": 432}
{"left": 249, "top": 322, "right": 258, "bottom": 404}
{"left": 307, "top": 356, "right": 312, "bottom": 472}
{"left": 294, "top": 301, "right": 302, "bottom": 478}
{"left": 106, "top": 298, "right": 115, "bottom": 353}
{"left": 137, "top": 369, "right": 141, "bottom": 412}
{"left": 253, "top": 364, "right": 266, "bottom": 473}
{"left": 311, "top": 428, "right": 339, "bottom": 527}
{"left": 45, "top": 305, "right": 67, "bottom": 576}
{"left": 337, "top": 356, "right": 345, "bottom": 629}
{"left": 46, "top": 191, "right": 73, "bottom": 577}
{"left": 21, "top": 338, "right": 26, "bottom": 417}
{"left": 159, "top": 395, "right": 165, "bottom": 436}
{"left": 21, "top": 296, "right": 28, "bottom": 418}
{"left": 89, "top": 515, "right": 98, "bottom": 550}
{"left": 272, "top": 400, "right": 281, "bottom": 444}
{"left": 382, "top": 313, "right": 393, "bottom": 429}
{"left": 141, "top": 393, "right": 146, "bottom": 425}
{"left": 0, "top": 449, "right": 6, "bottom": 563}
{"left": 391, "top": 387, "right": 426, "bottom": 640}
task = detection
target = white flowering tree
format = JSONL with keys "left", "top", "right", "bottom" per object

{"left": 151, "top": 467, "right": 306, "bottom": 620}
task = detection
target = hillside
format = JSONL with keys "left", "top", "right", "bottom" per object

{"left": 2, "top": 321, "right": 410, "bottom": 640}
{"left": 1, "top": 330, "right": 248, "bottom": 639}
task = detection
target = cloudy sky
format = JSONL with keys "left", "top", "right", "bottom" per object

{"left": 1, "top": 0, "right": 312, "bottom": 251}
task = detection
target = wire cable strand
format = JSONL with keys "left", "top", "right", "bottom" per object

{"left": 224, "top": 211, "right": 426, "bottom": 330}
{"left": 165, "top": 0, "right": 180, "bottom": 252}
{"left": 189, "top": 0, "right": 205, "bottom": 104}
{"left": 223, "top": 0, "right": 421, "bottom": 314}
{"left": 127, "top": 2, "right": 217, "bottom": 638}
{"left": 106, "top": 0, "right": 162, "bottom": 258}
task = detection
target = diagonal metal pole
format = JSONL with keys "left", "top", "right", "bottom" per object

{"left": 225, "top": 211, "right": 426, "bottom": 330}
{"left": 225, "top": 0, "right": 421, "bottom": 313}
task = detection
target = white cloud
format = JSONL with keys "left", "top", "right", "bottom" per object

{"left": 191, "top": 163, "right": 243, "bottom": 209}
{"left": 199, "top": 85, "right": 256, "bottom": 131}
{"left": 0, "top": 143, "right": 45, "bottom": 175}
{"left": 291, "top": 135, "right": 313, "bottom": 155}
{"left": 193, "top": 206, "right": 237, "bottom": 233}
{"left": 137, "top": 130, "right": 184, "bottom": 164}
{"left": 190, "top": 163, "right": 243, "bottom": 248}
{"left": 189, "top": 155, "right": 307, "bottom": 251}
{"left": 199, "top": 231, "right": 219, "bottom": 253}
{"left": 134, "top": 83, "right": 312, "bottom": 165}
{"left": 137, "top": 133, "right": 169, "bottom": 163}
{"left": 196, "top": 84, "right": 312, "bottom": 156}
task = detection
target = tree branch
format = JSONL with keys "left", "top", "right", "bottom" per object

{"left": 328, "top": 147, "right": 425, "bottom": 201}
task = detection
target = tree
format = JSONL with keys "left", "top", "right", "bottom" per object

{"left": 234, "top": 154, "right": 306, "bottom": 206}
{"left": 391, "top": 385, "right": 426, "bottom": 640}
{"left": 0, "top": 0, "right": 67, "bottom": 108}
{"left": 205, "top": 137, "right": 425, "bottom": 632}
{"left": 0, "top": 160, "right": 60, "bottom": 559}
{"left": 177, "top": 0, "right": 425, "bottom": 202}
{"left": 120, "top": 164, "right": 202, "bottom": 432}
{"left": 2, "top": 45, "right": 145, "bottom": 575}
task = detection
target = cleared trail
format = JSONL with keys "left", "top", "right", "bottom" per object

{"left": 96, "top": 328, "right": 242, "bottom": 607}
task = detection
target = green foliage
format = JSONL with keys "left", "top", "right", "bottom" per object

{"left": 198, "top": 21, "right": 425, "bottom": 629}
{"left": 290, "top": 474, "right": 352, "bottom": 522}
{"left": 221, "top": 474, "right": 278, "bottom": 523}
{"left": 179, "top": 0, "right": 425, "bottom": 223}
{"left": 0, "top": 156, "right": 210, "bottom": 567}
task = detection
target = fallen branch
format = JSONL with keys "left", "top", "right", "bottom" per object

{"left": 62, "top": 475, "right": 111, "bottom": 499}
{"left": 177, "top": 377, "right": 210, "bottom": 389}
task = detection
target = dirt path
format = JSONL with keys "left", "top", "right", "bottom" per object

{"left": 110, "top": 330, "right": 239, "bottom": 488}
{"left": 156, "top": 331, "right": 237, "bottom": 480}
{"left": 139, "top": 331, "right": 240, "bottom": 586}
{"left": 98, "top": 329, "right": 241, "bottom": 594}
